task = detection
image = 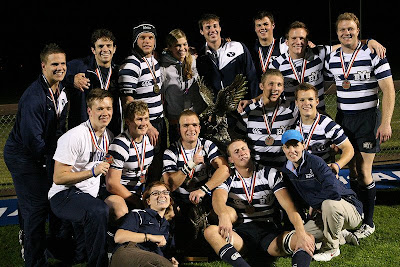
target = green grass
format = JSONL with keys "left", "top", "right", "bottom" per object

{"left": 1, "top": 200, "right": 400, "bottom": 266}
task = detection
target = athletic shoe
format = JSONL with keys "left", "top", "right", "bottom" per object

{"left": 313, "top": 248, "right": 340, "bottom": 261}
{"left": 354, "top": 223, "right": 375, "bottom": 239}
{"left": 342, "top": 229, "right": 359, "bottom": 246}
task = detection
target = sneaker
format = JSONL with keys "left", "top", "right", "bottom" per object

{"left": 342, "top": 229, "right": 359, "bottom": 246}
{"left": 354, "top": 223, "right": 375, "bottom": 239}
{"left": 313, "top": 248, "right": 340, "bottom": 261}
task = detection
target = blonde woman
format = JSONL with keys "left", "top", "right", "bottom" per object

{"left": 160, "top": 29, "right": 206, "bottom": 143}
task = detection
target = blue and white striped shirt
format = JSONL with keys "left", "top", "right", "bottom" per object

{"left": 217, "top": 165, "right": 285, "bottom": 224}
{"left": 118, "top": 54, "right": 163, "bottom": 120}
{"left": 325, "top": 42, "right": 392, "bottom": 114}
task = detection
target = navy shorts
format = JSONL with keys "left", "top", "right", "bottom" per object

{"left": 234, "top": 221, "right": 281, "bottom": 254}
{"left": 336, "top": 108, "right": 381, "bottom": 153}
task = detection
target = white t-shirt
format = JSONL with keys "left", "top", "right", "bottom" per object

{"left": 48, "top": 120, "right": 113, "bottom": 199}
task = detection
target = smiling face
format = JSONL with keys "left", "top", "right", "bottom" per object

{"left": 286, "top": 27, "right": 307, "bottom": 59}
{"left": 146, "top": 184, "right": 171, "bottom": 211}
{"left": 136, "top": 32, "right": 156, "bottom": 57}
{"left": 282, "top": 140, "right": 304, "bottom": 167}
{"left": 254, "top": 16, "right": 275, "bottom": 41}
{"left": 87, "top": 97, "right": 113, "bottom": 131}
{"left": 227, "top": 140, "right": 252, "bottom": 168}
{"left": 127, "top": 111, "right": 149, "bottom": 139}
{"left": 337, "top": 19, "right": 360, "bottom": 51}
{"left": 41, "top": 53, "right": 66, "bottom": 86}
{"left": 91, "top": 37, "right": 116, "bottom": 67}
{"left": 179, "top": 114, "right": 201, "bottom": 145}
{"left": 169, "top": 37, "right": 189, "bottom": 62}
{"left": 260, "top": 73, "right": 284, "bottom": 103}
{"left": 295, "top": 89, "right": 319, "bottom": 120}
{"left": 200, "top": 19, "right": 221, "bottom": 45}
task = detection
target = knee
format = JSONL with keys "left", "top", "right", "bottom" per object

{"left": 204, "top": 225, "right": 219, "bottom": 242}
{"left": 88, "top": 201, "right": 109, "bottom": 222}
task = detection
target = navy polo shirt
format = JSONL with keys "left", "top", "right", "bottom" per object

{"left": 116, "top": 208, "right": 170, "bottom": 256}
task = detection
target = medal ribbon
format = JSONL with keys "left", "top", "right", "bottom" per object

{"left": 339, "top": 41, "right": 362, "bottom": 81}
{"left": 95, "top": 64, "right": 112, "bottom": 90}
{"left": 262, "top": 101, "right": 280, "bottom": 135}
{"left": 131, "top": 135, "right": 147, "bottom": 179}
{"left": 235, "top": 170, "right": 256, "bottom": 204}
{"left": 43, "top": 74, "right": 61, "bottom": 117}
{"left": 142, "top": 56, "right": 158, "bottom": 89}
{"left": 299, "top": 112, "right": 321, "bottom": 150}
{"left": 88, "top": 121, "right": 109, "bottom": 158}
{"left": 180, "top": 139, "right": 200, "bottom": 179}
{"left": 258, "top": 39, "right": 275, "bottom": 73}
{"left": 288, "top": 56, "right": 307, "bottom": 84}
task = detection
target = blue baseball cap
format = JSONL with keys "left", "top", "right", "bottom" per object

{"left": 281, "top": 130, "right": 303, "bottom": 145}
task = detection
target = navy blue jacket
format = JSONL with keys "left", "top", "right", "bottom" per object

{"left": 65, "top": 55, "right": 122, "bottom": 136}
{"left": 197, "top": 39, "right": 260, "bottom": 100}
{"left": 117, "top": 208, "right": 173, "bottom": 257}
{"left": 281, "top": 151, "right": 363, "bottom": 215}
{"left": 4, "top": 75, "right": 67, "bottom": 162}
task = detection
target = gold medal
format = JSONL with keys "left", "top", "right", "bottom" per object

{"left": 153, "top": 84, "right": 160, "bottom": 94}
{"left": 245, "top": 205, "right": 255, "bottom": 214}
{"left": 265, "top": 136, "right": 274, "bottom": 146}
{"left": 342, "top": 80, "right": 351, "bottom": 90}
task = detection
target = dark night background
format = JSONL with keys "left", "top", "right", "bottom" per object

{"left": 0, "top": 0, "right": 398, "bottom": 104}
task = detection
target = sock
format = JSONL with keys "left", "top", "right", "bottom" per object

{"left": 218, "top": 244, "right": 250, "bottom": 267}
{"left": 292, "top": 249, "right": 312, "bottom": 267}
{"left": 362, "top": 181, "right": 376, "bottom": 227}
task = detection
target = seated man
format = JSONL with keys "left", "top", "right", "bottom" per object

{"left": 281, "top": 130, "right": 363, "bottom": 262}
{"left": 294, "top": 82, "right": 354, "bottom": 174}
{"left": 105, "top": 100, "right": 154, "bottom": 220}
{"left": 48, "top": 88, "right": 114, "bottom": 266}
{"left": 162, "top": 109, "right": 230, "bottom": 255}
{"left": 204, "top": 139, "right": 314, "bottom": 267}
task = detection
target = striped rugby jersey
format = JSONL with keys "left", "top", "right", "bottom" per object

{"left": 217, "top": 165, "right": 285, "bottom": 224}
{"left": 162, "top": 138, "right": 221, "bottom": 203}
{"left": 295, "top": 114, "right": 347, "bottom": 162}
{"left": 108, "top": 130, "right": 154, "bottom": 193}
{"left": 269, "top": 45, "right": 332, "bottom": 109}
{"left": 325, "top": 42, "right": 392, "bottom": 114}
{"left": 118, "top": 54, "right": 163, "bottom": 120}
{"left": 241, "top": 98, "right": 298, "bottom": 168}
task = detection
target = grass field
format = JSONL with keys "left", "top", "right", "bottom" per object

{"left": 1, "top": 189, "right": 400, "bottom": 266}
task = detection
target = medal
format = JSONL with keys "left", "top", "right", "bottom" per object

{"left": 298, "top": 112, "right": 321, "bottom": 151}
{"left": 95, "top": 63, "right": 112, "bottom": 90}
{"left": 129, "top": 133, "right": 147, "bottom": 184}
{"left": 339, "top": 42, "right": 361, "bottom": 90}
{"left": 265, "top": 136, "right": 274, "bottom": 146}
{"left": 87, "top": 121, "right": 109, "bottom": 161}
{"left": 180, "top": 140, "right": 200, "bottom": 179}
{"left": 103, "top": 154, "right": 114, "bottom": 164}
{"left": 342, "top": 80, "right": 351, "bottom": 89}
{"left": 258, "top": 39, "right": 275, "bottom": 73}
{"left": 288, "top": 56, "right": 307, "bottom": 84}
{"left": 245, "top": 205, "right": 255, "bottom": 214}
{"left": 153, "top": 84, "right": 160, "bottom": 94}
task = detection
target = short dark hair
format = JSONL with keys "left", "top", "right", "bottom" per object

{"left": 198, "top": 14, "right": 220, "bottom": 30}
{"left": 90, "top": 29, "right": 116, "bottom": 48}
{"left": 260, "top": 68, "right": 284, "bottom": 83}
{"left": 285, "top": 21, "right": 309, "bottom": 40}
{"left": 178, "top": 109, "right": 200, "bottom": 124}
{"left": 86, "top": 88, "right": 113, "bottom": 108}
{"left": 226, "top": 138, "right": 247, "bottom": 157}
{"left": 40, "top": 43, "right": 65, "bottom": 63}
{"left": 295, "top": 82, "right": 318, "bottom": 99}
{"left": 142, "top": 181, "right": 174, "bottom": 208}
{"left": 253, "top": 11, "right": 275, "bottom": 25}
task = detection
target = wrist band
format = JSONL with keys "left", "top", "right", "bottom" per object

{"left": 334, "top": 162, "right": 341, "bottom": 171}
{"left": 200, "top": 185, "right": 212, "bottom": 196}
{"left": 144, "top": 233, "right": 148, "bottom": 242}
{"left": 91, "top": 166, "right": 96, "bottom": 177}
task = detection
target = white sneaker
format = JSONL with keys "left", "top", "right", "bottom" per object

{"left": 342, "top": 229, "right": 359, "bottom": 246}
{"left": 354, "top": 223, "right": 375, "bottom": 239}
{"left": 313, "top": 248, "right": 340, "bottom": 261}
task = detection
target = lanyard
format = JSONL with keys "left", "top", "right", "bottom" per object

{"left": 87, "top": 121, "right": 109, "bottom": 155}
{"left": 299, "top": 113, "right": 321, "bottom": 150}
{"left": 287, "top": 56, "right": 307, "bottom": 84}
{"left": 95, "top": 63, "right": 112, "bottom": 90}
{"left": 43, "top": 74, "right": 61, "bottom": 117}
{"left": 131, "top": 135, "right": 147, "bottom": 180}
{"left": 258, "top": 39, "right": 275, "bottom": 73}
{"left": 179, "top": 139, "right": 200, "bottom": 179}
{"left": 340, "top": 41, "right": 362, "bottom": 80}
{"left": 235, "top": 169, "right": 257, "bottom": 204}
{"left": 262, "top": 101, "right": 280, "bottom": 135}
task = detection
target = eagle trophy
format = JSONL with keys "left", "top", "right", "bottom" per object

{"left": 197, "top": 74, "right": 248, "bottom": 150}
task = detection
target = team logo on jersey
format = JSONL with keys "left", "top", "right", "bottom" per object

{"left": 305, "top": 169, "right": 314, "bottom": 179}
{"left": 141, "top": 80, "right": 153, "bottom": 87}
{"left": 227, "top": 52, "right": 236, "bottom": 57}
{"left": 259, "top": 192, "right": 275, "bottom": 205}
{"left": 307, "top": 71, "right": 320, "bottom": 83}
{"left": 252, "top": 128, "right": 263, "bottom": 135}
{"left": 311, "top": 142, "right": 327, "bottom": 152}
{"left": 354, "top": 70, "right": 371, "bottom": 81}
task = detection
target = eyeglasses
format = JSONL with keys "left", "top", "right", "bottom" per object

{"left": 150, "top": 190, "right": 170, "bottom": 197}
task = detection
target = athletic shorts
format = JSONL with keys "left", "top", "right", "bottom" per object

{"left": 336, "top": 108, "right": 381, "bottom": 153}
{"left": 234, "top": 221, "right": 281, "bottom": 254}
